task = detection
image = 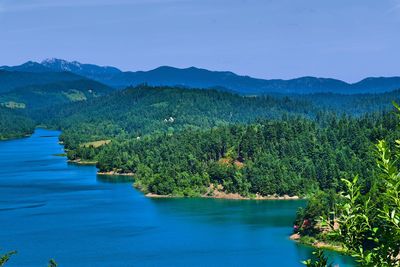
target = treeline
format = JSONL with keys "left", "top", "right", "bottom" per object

{"left": 70, "top": 112, "right": 400, "bottom": 197}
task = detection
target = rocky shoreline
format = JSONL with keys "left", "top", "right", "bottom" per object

{"left": 97, "top": 171, "right": 135, "bottom": 176}
{"left": 289, "top": 233, "right": 345, "bottom": 253}
{"left": 145, "top": 192, "right": 300, "bottom": 200}
{"left": 145, "top": 184, "right": 300, "bottom": 201}
{"left": 68, "top": 159, "right": 97, "bottom": 165}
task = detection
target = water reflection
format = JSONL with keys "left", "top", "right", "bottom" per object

{"left": 150, "top": 198, "right": 306, "bottom": 228}
{"left": 96, "top": 174, "right": 135, "bottom": 184}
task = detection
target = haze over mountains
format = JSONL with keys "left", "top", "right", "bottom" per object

{"left": 1, "top": 58, "right": 400, "bottom": 95}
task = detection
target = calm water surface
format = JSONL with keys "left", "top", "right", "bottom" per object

{"left": 0, "top": 129, "right": 354, "bottom": 266}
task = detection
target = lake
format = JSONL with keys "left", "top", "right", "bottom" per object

{"left": 0, "top": 129, "right": 354, "bottom": 266}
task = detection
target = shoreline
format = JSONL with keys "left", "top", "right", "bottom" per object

{"left": 144, "top": 189, "right": 301, "bottom": 201}
{"left": 202, "top": 184, "right": 301, "bottom": 200}
{"left": 289, "top": 233, "right": 346, "bottom": 253}
{"left": 132, "top": 179, "right": 302, "bottom": 201}
{"left": 68, "top": 159, "right": 98, "bottom": 165}
{"left": 145, "top": 193, "right": 301, "bottom": 201}
{"left": 97, "top": 171, "right": 135, "bottom": 176}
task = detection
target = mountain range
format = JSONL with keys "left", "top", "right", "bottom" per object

{"left": 1, "top": 58, "right": 400, "bottom": 94}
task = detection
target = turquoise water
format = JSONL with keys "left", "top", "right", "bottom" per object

{"left": 0, "top": 129, "right": 354, "bottom": 266}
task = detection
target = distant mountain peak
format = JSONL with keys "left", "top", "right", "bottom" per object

{"left": 41, "top": 58, "right": 67, "bottom": 66}
{"left": 41, "top": 58, "right": 83, "bottom": 72}
{"left": 40, "top": 58, "right": 121, "bottom": 77}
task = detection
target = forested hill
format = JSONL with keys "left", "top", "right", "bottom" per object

{"left": 37, "top": 85, "right": 315, "bottom": 147}
{"left": 0, "top": 79, "right": 112, "bottom": 110}
{"left": 68, "top": 112, "right": 400, "bottom": 197}
{"left": 3, "top": 59, "right": 400, "bottom": 94}
{"left": 0, "top": 70, "right": 86, "bottom": 93}
{"left": 32, "top": 85, "right": 400, "bottom": 150}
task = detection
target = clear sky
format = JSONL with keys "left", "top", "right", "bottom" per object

{"left": 0, "top": 0, "right": 399, "bottom": 82}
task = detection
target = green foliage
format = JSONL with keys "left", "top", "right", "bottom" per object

{"left": 0, "top": 79, "right": 111, "bottom": 110}
{"left": 37, "top": 85, "right": 314, "bottom": 147}
{"left": 48, "top": 259, "right": 58, "bottom": 267}
{"left": 295, "top": 190, "right": 340, "bottom": 236}
{"left": 0, "top": 107, "right": 35, "bottom": 140}
{"left": 45, "top": 86, "right": 398, "bottom": 198}
{"left": 334, "top": 176, "right": 376, "bottom": 264}
{"left": 294, "top": 89, "right": 400, "bottom": 117}
{"left": 302, "top": 250, "right": 333, "bottom": 267}
{"left": 0, "top": 249, "right": 57, "bottom": 267}
{"left": 301, "top": 103, "right": 400, "bottom": 267}
{"left": 328, "top": 107, "right": 400, "bottom": 266}
{"left": 64, "top": 110, "right": 400, "bottom": 197}
{"left": 0, "top": 250, "right": 17, "bottom": 267}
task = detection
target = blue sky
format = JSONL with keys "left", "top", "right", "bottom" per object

{"left": 0, "top": 0, "right": 399, "bottom": 82}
